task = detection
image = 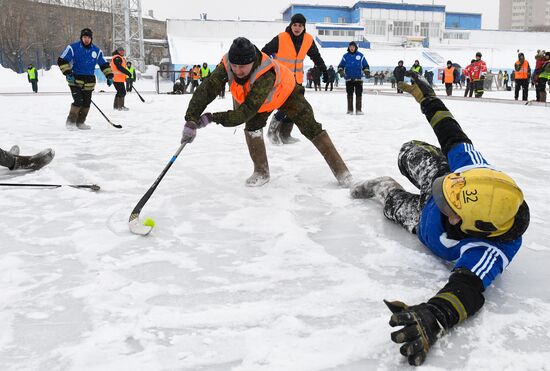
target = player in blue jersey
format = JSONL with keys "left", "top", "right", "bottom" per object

{"left": 58, "top": 28, "right": 113, "bottom": 130}
{"left": 351, "top": 71, "right": 530, "bottom": 366}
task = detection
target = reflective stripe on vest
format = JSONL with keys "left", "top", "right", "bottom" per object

{"left": 223, "top": 52, "right": 295, "bottom": 113}
{"left": 444, "top": 67, "right": 455, "bottom": 83}
{"left": 412, "top": 65, "right": 421, "bottom": 73}
{"left": 272, "top": 32, "right": 313, "bottom": 84}
{"left": 110, "top": 55, "right": 127, "bottom": 82}
{"left": 515, "top": 60, "right": 529, "bottom": 79}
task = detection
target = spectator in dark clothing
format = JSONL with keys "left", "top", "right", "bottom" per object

{"left": 374, "top": 72, "right": 380, "bottom": 85}
{"left": 424, "top": 70, "right": 434, "bottom": 86}
{"left": 312, "top": 66, "right": 322, "bottom": 91}
{"left": 27, "top": 64, "right": 38, "bottom": 93}
{"left": 306, "top": 68, "right": 313, "bottom": 88}
{"left": 324, "top": 65, "right": 336, "bottom": 91}
{"left": 393, "top": 60, "right": 406, "bottom": 93}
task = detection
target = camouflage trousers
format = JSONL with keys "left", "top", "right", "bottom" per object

{"left": 244, "top": 85, "right": 324, "bottom": 140}
{"left": 383, "top": 140, "right": 450, "bottom": 234}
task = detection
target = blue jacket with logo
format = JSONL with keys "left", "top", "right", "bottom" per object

{"left": 338, "top": 50, "right": 369, "bottom": 80}
{"left": 59, "top": 41, "right": 109, "bottom": 76}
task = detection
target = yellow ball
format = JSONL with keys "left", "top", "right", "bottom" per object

{"left": 143, "top": 217, "right": 155, "bottom": 227}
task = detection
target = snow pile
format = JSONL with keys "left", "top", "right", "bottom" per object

{"left": 0, "top": 90, "right": 549, "bottom": 370}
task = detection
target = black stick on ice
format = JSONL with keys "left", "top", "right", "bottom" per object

{"left": 90, "top": 99, "right": 122, "bottom": 129}
{"left": 128, "top": 141, "right": 188, "bottom": 235}
{"left": 132, "top": 86, "right": 146, "bottom": 103}
{"left": 0, "top": 183, "right": 100, "bottom": 191}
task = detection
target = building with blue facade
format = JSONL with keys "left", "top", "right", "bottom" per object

{"left": 282, "top": 1, "right": 482, "bottom": 48}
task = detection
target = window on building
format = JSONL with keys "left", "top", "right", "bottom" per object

{"left": 364, "top": 20, "right": 386, "bottom": 35}
{"left": 442, "top": 32, "right": 470, "bottom": 40}
{"left": 338, "top": 16, "right": 346, "bottom": 23}
{"left": 324, "top": 16, "right": 331, "bottom": 23}
{"left": 393, "top": 21, "right": 413, "bottom": 36}
{"left": 318, "top": 29, "right": 325, "bottom": 35}
{"left": 333, "top": 30, "right": 340, "bottom": 36}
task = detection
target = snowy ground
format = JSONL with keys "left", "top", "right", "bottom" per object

{"left": 1, "top": 74, "right": 550, "bottom": 371}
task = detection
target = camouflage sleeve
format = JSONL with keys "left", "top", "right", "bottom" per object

{"left": 184, "top": 62, "right": 227, "bottom": 122}
{"left": 211, "top": 70, "right": 275, "bottom": 127}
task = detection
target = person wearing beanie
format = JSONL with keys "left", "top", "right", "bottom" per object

{"left": 26, "top": 63, "right": 38, "bottom": 93}
{"left": 443, "top": 60, "right": 458, "bottom": 96}
{"left": 262, "top": 13, "right": 328, "bottom": 145}
{"left": 393, "top": 60, "right": 406, "bottom": 93}
{"left": 337, "top": 41, "right": 370, "bottom": 114}
{"left": 536, "top": 51, "right": 550, "bottom": 102}
{"left": 126, "top": 61, "right": 136, "bottom": 92}
{"left": 350, "top": 71, "right": 529, "bottom": 366}
{"left": 513, "top": 52, "right": 531, "bottom": 101}
{"left": 110, "top": 47, "right": 133, "bottom": 110}
{"left": 471, "top": 51, "right": 487, "bottom": 98}
{"left": 58, "top": 28, "right": 113, "bottom": 130}
{"left": 462, "top": 59, "right": 476, "bottom": 97}
{"left": 181, "top": 37, "right": 353, "bottom": 188}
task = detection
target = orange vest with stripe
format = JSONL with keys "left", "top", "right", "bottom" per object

{"left": 110, "top": 55, "right": 127, "bottom": 83}
{"left": 444, "top": 67, "right": 455, "bottom": 83}
{"left": 222, "top": 52, "right": 296, "bottom": 113}
{"left": 515, "top": 60, "right": 529, "bottom": 79}
{"left": 273, "top": 32, "right": 313, "bottom": 84}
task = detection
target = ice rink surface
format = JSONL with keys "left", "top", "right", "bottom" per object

{"left": 1, "top": 72, "right": 549, "bottom": 370}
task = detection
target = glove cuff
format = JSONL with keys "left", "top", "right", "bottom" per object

{"left": 420, "top": 96, "right": 446, "bottom": 117}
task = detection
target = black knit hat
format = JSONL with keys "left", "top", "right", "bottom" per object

{"left": 228, "top": 37, "right": 257, "bottom": 65}
{"left": 80, "top": 28, "right": 93, "bottom": 39}
{"left": 290, "top": 13, "right": 306, "bottom": 25}
{"left": 476, "top": 51, "right": 482, "bottom": 57}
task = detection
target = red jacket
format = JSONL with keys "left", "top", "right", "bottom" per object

{"left": 462, "top": 64, "right": 474, "bottom": 80}
{"left": 471, "top": 60, "right": 487, "bottom": 80}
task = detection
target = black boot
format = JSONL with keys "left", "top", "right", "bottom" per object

{"left": 356, "top": 95, "right": 363, "bottom": 115}
{"left": 347, "top": 95, "right": 353, "bottom": 114}
{"left": 11, "top": 149, "right": 55, "bottom": 171}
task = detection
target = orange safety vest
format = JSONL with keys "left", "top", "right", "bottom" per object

{"left": 514, "top": 60, "right": 529, "bottom": 79}
{"left": 192, "top": 66, "right": 201, "bottom": 80}
{"left": 110, "top": 55, "right": 127, "bottom": 83}
{"left": 222, "top": 52, "right": 296, "bottom": 113}
{"left": 180, "top": 67, "right": 187, "bottom": 79}
{"left": 272, "top": 32, "right": 313, "bottom": 84}
{"left": 444, "top": 66, "right": 455, "bottom": 83}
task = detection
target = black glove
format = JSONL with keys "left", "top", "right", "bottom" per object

{"left": 338, "top": 68, "right": 345, "bottom": 78}
{"left": 363, "top": 68, "right": 371, "bottom": 78}
{"left": 384, "top": 300, "right": 447, "bottom": 366}
{"left": 398, "top": 71, "right": 436, "bottom": 104}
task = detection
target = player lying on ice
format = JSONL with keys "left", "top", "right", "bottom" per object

{"left": 350, "top": 71, "right": 530, "bottom": 366}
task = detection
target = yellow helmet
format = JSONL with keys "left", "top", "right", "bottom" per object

{"left": 432, "top": 168, "right": 524, "bottom": 237}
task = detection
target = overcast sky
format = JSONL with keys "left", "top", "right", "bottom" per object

{"left": 141, "top": 0, "right": 500, "bottom": 29}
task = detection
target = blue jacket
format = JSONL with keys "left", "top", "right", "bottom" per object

{"left": 338, "top": 50, "right": 369, "bottom": 80}
{"left": 417, "top": 142, "right": 522, "bottom": 289}
{"left": 59, "top": 41, "right": 108, "bottom": 76}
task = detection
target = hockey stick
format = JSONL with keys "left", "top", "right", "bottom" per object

{"left": 90, "top": 99, "right": 123, "bottom": 129}
{"left": 0, "top": 183, "right": 100, "bottom": 191}
{"left": 128, "top": 141, "right": 188, "bottom": 235}
{"left": 131, "top": 86, "right": 146, "bottom": 103}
